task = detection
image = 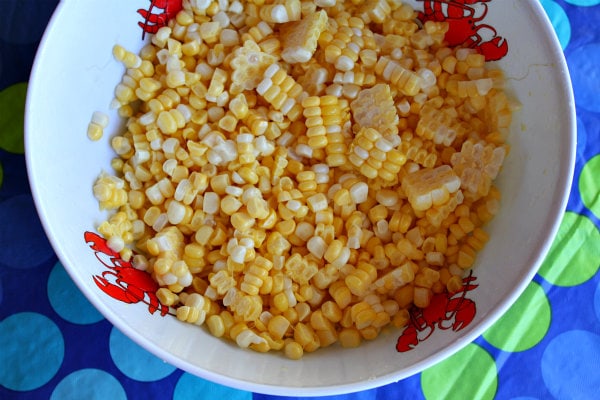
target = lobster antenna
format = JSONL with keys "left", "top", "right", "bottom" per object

{"left": 478, "top": 3, "right": 489, "bottom": 20}
{"left": 448, "top": 269, "right": 474, "bottom": 319}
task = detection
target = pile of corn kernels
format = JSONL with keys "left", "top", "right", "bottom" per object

{"left": 91, "top": 0, "right": 514, "bottom": 359}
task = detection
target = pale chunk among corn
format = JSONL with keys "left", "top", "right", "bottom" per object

{"left": 350, "top": 83, "right": 399, "bottom": 139}
{"left": 280, "top": 10, "right": 328, "bottom": 64}
{"left": 230, "top": 40, "right": 279, "bottom": 93}
{"left": 401, "top": 165, "right": 461, "bottom": 212}
{"left": 451, "top": 139, "right": 507, "bottom": 200}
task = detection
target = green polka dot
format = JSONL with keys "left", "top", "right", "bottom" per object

{"left": 421, "top": 344, "right": 497, "bottom": 400}
{"left": 580, "top": 155, "right": 600, "bottom": 218}
{"left": 538, "top": 212, "right": 600, "bottom": 286}
{"left": 0, "top": 82, "right": 27, "bottom": 154}
{"left": 482, "top": 282, "right": 551, "bottom": 352}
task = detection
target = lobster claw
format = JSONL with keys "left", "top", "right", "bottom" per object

{"left": 85, "top": 231, "right": 119, "bottom": 257}
{"left": 478, "top": 36, "right": 508, "bottom": 61}
{"left": 451, "top": 298, "right": 477, "bottom": 331}
{"left": 396, "top": 325, "right": 419, "bottom": 352}
{"left": 93, "top": 275, "right": 137, "bottom": 304}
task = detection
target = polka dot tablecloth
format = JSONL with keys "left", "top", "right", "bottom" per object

{"left": 1, "top": 1, "right": 600, "bottom": 399}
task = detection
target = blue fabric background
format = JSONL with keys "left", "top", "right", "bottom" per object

{"left": 1, "top": 1, "right": 599, "bottom": 399}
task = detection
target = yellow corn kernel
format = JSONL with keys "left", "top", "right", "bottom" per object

{"left": 240, "top": 256, "right": 273, "bottom": 295}
{"left": 321, "top": 300, "right": 343, "bottom": 323}
{"left": 204, "top": 314, "right": 224, "bottom": 337}
{"left": 256, "top": 64, "right": 306, "bottom": 121}
{"left": 345, "top": 261, "right": 377, "bottom": 297}
{"left": 375, "top": 56, "right": 421, "bottom": 96}
{"left": 156, "top": 288, "right": 178, "bottom": 306}
{"left": 338, "top": 327, "right": 362, "bottom": 348}
{"left": 329, "top": 281, "right": 352, "bottom": 309}
{"left": 259, "top": 0, "right": 301, "bottom": 23}
{"left": 323, "top": 21, "right": 366, "bottom": 73}
{"left": 457, "top": 244, "right": 477, "bottom": 269}
{"left": 87, "top": 122, "right": 104, "bottom": 141}
{"left": 358, "top": 0, "right": 392, "bottom": 24}
{"left": 284, "top": 341, "right": 304, "bottom": 360}
{"left": 413, "top": 286, "right": 432, "bottom": 308}
{"left": 267, "top": 314, "right": 291, "bottom": 340}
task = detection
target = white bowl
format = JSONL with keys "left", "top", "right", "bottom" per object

{"left": 25, "top": 0, "right": 575, "bottom": 396}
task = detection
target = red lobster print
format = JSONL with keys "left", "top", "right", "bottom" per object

{"left": 417, "top": 0, "right": 508, "bottom": 61}
{"left": 396, "top": 271, "right": 478, "bottom": 352}
{"left": 84, "top": 231, "right": 168, "bottom": 316}
{"left": 138, "top": 0, "right": 184, "bottom": 39}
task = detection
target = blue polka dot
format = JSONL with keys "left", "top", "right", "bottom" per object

{"left": 173, "top": 373, "right": 252, "bottom": 400}
{"left": 594, "top": 282, "right": 600, "bottom": 323}
{"left": 539, "top": 0, "right": 571, "bottom": 50}
{"left": 0, "top": 312, "right": 64, "bottom": 391}
{"left": 576, "top": 116, "right": 587, "bottom": 161}
{"left": 109, "top": 327, "right": 176, "bottom": 382}
{"left": 0, "top": 276, "right": 3, "bottom": 306}
{"left": 568, "top": 43, "right": 600, "bottom": 113}
{"left": 47, "top": 261, "right": 104, "bottom": 324}
{"left": 510, "top": 398, "right": 540, "bottom": 400}
{"left": 0, "top": 194, "right": 54, "bottom": 269}
{"left": 541, "top": 330, "right": 600, "bottom": 399}
{"left": 50, "top": 369, "right": 127, "bottom": 400}
{"left": 564, "top": 0, "right": 600, "bottom": 6}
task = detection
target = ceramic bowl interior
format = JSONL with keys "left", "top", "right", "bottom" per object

{"left": 26, "top": 0, "right": 575, "bottom": 396}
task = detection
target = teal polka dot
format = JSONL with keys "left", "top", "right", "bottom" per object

{"left": 0, "top": 312, "right": 64, "bottom": 391}
{"left": 50, "top": 369, "right": 127, "bottom": 400}
{"left": 564, "top": 0, "right": 600, "bottom": 5}
{"left": 542, "top": 330, "right": 600, "bottom": 399}
{"left": 47, "top": 261, "right": 104, "bottom": 324}
{"left": 539, "top": 0, "right": 571, "bottom": 50}
{"left": 109, "top": 327, "right": 176, "bottom": 382}
{"left": 174, "top": 373, "right": 252, "bottom": 400}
